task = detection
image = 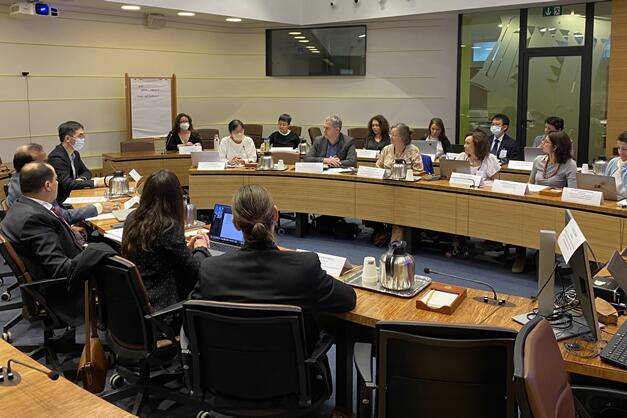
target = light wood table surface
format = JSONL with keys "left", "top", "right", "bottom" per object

{"left": 0, "top": 339, "right": 135, "bottom": 417}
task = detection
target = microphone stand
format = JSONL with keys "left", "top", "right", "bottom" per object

{"left": 0, "top": 358, "right": 59, "bottom": 383}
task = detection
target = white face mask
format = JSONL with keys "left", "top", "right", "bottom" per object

{"left": 180, "top": 122, "right": 190, "bottom": 131}
{"left": 490, "top": 125, "right": 502, "bottom": 136}
{"left": 73, "top": 137, "right": 85, "bottom": 151}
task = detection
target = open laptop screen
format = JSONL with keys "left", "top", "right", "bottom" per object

{"left": 209, "top": 204, "right": 245, "bottom": 246}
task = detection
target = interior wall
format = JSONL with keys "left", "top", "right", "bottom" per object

{"left": 0, "top": 6, "right": 457, "bottom": 168}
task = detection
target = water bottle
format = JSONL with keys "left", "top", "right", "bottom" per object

{"left": 185, "top": 202, "right": 196, "bottom": 227}
{"left": 213, "top": 134, "right": 220, "bottom": 150}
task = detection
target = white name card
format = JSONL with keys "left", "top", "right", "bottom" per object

{"left": 295, "top": 162, "right": 324, "bottom": 173}
{"left": 357, "top": 165, "right": 386, "bottom": 179}
{"left": 178, "top": 144, "right": 202, "bottom": 155}
{"left": 128, "top": 169, "right": 142, "bottom": 182}
{"left": 491, "top": 179, "right": 528, "bottom": 196}
{"left": 558, "top": 218, "right": 587, "bottom": 263}
{"left": 297, "top": 249, "right": 352, "bottom": 278}
{"left": 561, "top": 187, "right": 604, "bottom": 207}
{"left": 356, "top": 149, "right": 379, "bottom": 159}
{"left": 124, "top": 195, "right": 141, "bottom": 210}
{"left": 270, "top": 147, "right": 298, "bottom": 154}
{"left": 197, "top": 161, "right": 226, "bottom": 171}
{"left": 527, "top": 184, "right": 549, "bottom": 193}
{"left": 446, "top": 152, "right": 462, "bottom": 159}
{"left": 449, "top": 172, "right": 482, "bottom": 188}
{"left": 507, "top": 160, "right": 534, "bottom": 171}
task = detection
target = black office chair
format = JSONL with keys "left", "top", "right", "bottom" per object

{"left": 182, "top": 300, "right": 334, "bottom": 417}
{"left": 354, "top": 321, "right": 517, "bottom": 418}
{"left": 308, "top": 127, "right": 322, "bottom": 142}
{"left": 449, "top": 143, "right": 465, "bottom": 153}
{"left": 514, "top": 317, "right": 627, "bottom": 418}
{"left": 96, "top": 255, "right": 189, "bottom": 415}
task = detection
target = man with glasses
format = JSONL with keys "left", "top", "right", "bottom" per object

{"left": 48, "top": 121, "right": 105, "bottom": 204}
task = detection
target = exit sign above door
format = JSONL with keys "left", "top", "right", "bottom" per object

{"left": 542, "top": 6, "right": 562, "bottom": 17}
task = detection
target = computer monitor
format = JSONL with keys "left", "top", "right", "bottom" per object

{"left": 537, "top": 230, "right": 556, "bottom": 317}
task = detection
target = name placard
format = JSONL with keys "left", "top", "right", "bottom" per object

{"left": 178, "top": 144, "right": 202, "bottom": 155}
{"left": 356, "top": 149, "right": 379, "bottom": 159}
{"left": 561, "top": 187, "right": 604, "bottom": 207}
{"left": 491, "top": 179, "right": 528, "bottom": 196}
{"left": 197, "top": 161, "right": 226, "bottom": 171}
{"left": 357, "top": 165, "right": 386, "bottom": 179}
{"left": 449, "top": 172, "right": 482, "bottom": 188}
{"left": 128, "top": 169, "right": 142, "bottom": 182}
{"left": 295, "top": 162, "right": 324, "bottom": 174}
{"left": 507, "top": 160, "right": 534, "bottom": 171}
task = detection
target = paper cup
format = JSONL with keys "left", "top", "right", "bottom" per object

{"left": 362, "top": 256, "right": 378, "bottom": 284}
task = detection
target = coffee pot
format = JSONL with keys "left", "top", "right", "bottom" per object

{"left": 390, "top": 159, "right": 407, "bottom": 180}
{"left": 104, "top": 170, "right": 129, "bottom": 197}
{"left": 379, "top": 240, "right": 415, "bottom": 291}
{"left": 260, "top": 151, "right": 274, "bottom": 170}
{"left": 593, "top": 156, "right": 607, "bottom": 176}
{"left": 298, "top": 138, "right": 310, "bottom": 154}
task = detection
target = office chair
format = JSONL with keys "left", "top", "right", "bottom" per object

{"left": 96, "top": 256, "right": 189, "bottom": 415}
{"left": 0, "top": 233, "right": 79, "bottom": 369}
{"left": 245, "top": 124, "right": 264, "bottom": 147}
{"left": 120, "top": 139, "right": 155, "bottom": 152}
{"left": 196, "top": 128, "right": 220, "bottom": 149}
{"left": 421, "top": 154, "right": 434, "bottom": 174}
{"left": 410, "top": 128, "right": 429, "bottom": 141}
{"left": 348, "top": 127, "right": 368, "bottom": 149}
{"left": 449, "top": 143, "right": 465, "bottom": 153}
{"left": 290, "top": 125, "right": 302, "bottom": 137}
{"left": 514, "top": 317, "right": 627, "bottom": 418}
{"left": 183, "top": 300, "right": 334, "bottom": 418}
{"left": 308, "top": 127, "right": 322, "bottom": 142}
{"left": 355, "top": 321, "right": 517, "bottom": 418}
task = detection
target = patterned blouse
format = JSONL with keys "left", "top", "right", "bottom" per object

{"left": 376, "top": 144, "right": 424, "bottom": 172}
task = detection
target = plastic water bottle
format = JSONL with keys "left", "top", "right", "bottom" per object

{"left": 213, "top": 134, "right": 220, "bottom": 150}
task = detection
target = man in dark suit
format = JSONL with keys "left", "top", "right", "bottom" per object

{"left": 488, "top": 113, "right": 519, "bottom": 163}
{"left": 48, "top": 121, "right": 105, "bottom": 204}
{"left": 305, "top": 115, "right": 357, "bottom": 167}
{"left": 1, "top": 162, "right": 85, "bottom": 280}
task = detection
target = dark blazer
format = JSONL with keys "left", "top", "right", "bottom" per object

{"left": 488, "top": 133, "right": 519, "bottom": 162}
{"left": 421, "top": 135, "right": 452, "bottom": 154}
{"left": 165, "top": 131, "right": 202, "bottom": 151}
{"left": 48, "top": 144, "right": 94, "bottom": 204}
{"left": 268, "top": 130, "right": 300, "bottom": 149}
{"left": 6, "top": 174, "right": 97, "bottom": 224}
{"left": 0, "top": 196, "right": 83, "bottom": 280}
{"left": 304, "top": 133, "right": 357, "bottom": 167}
{"left": 123, "top": 212, "right": 210, "bottom": 311}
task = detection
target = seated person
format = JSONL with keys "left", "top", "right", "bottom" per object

{"left": 7, "top": 143, "right": 116, "bottom": 223}
{"left": 121, "top": 169, "right": 210, "bottom": 311}
{"left": 218, "top": 119, "right": 257, "bottom": 165}
{"left": 364, "top": 115, "right": 390, "bottom": 151}
{"left": 267, "top": 113, "right": 300, "bottom": 149}
{"left": 305, "top": 115, "right": 357, "bottom": 167}
{"left": 48, "top": 121, "right": 105, "bottom": 205}
{"left": 529, "top": 131, "right": 577, "bottom": 189}
{"left": 0, "top": 162, "right": 85, "bottom": 280}
{"left": 165, "top": 113, "right": 202, "bottom": 151}
{"left": 488, "top": 113, "right": 519, "bottom": 162}
{"left": 455, "top": 130, "right": 501, "bottom": 180}
{"left": 191, "top": 184, "right": 356, "bottom": 350}
{"left": 532, "top": 116, "right": 564, "bottom": 148}
{"left": 423, "top": 117, "right": 452, "bottom": 157}
{"left": 605, "top": 131, "right": 627, "bottom": 197}
{"left": 376, "top": 123, "right": 424, "bottom": 172}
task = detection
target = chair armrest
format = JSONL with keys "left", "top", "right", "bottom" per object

{"left": 305, "top": 331, "right": 334, "bottom": 365}
{"left": 146, "top": 301, "right": 184, "bottom": 321}
{"left": 144, "top": 302, "right": 184, "bottom": 349}
{"left": 354, "top": 342, "right": 374, "bottom": 386}
{"left": 20, "top": 277, "right": 69, "bottom": 290}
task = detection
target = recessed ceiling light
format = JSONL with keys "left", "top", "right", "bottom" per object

{"left": 178, "top": 11, "right": 195, "bottom": 17}
{"left": 293, "top": 36, "right": 306, "bottom": 39}
{"left": 312, "top": 50, "right": 320, "bottom": 53}
{"left": 358, "top": 34, "right": 366, "bottom": 38}
{"left": 298, "top": 39, "right": 310, "bottom": 43}
{"left": 306, "top": 46, "right": 316, "bottom": 49}
{"left": 225, "top": 17, "right": 242, "bottom": 22}
{"left": 497, "top": 24, "right": 503, "bottom": 28}
{"left": 289, "top": 31, "right": 302, "bottom": 35}
{"left": 121, "top": 5, "right": 141, "bottom": 11}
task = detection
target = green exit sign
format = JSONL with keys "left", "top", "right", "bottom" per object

{"left": 543, "top": 6, "right": 562, "bottom": 17}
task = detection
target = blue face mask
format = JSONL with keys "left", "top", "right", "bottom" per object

{"left": 73, "top": 137, "right": 85, "bottom": 151}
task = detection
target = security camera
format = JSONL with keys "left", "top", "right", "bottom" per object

{"left": 330, "top": 1, "right": 337, "bottom": 7}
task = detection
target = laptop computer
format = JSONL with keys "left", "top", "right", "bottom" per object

{"left": 412, "top": 139, "right": 438, "bottom": 155}
{"left": 524, "top": 147, "right": 544, "bottom": 162}
{"left": 608, "top": 250, "right": 627, "bottom": 293}
{"left": 576, "top": 173, "right": 620, "bottom": 201}
{"left": 191, "top": 151, "right": 221, "bottom": 167}
{"left": 209, "top": 204, "right": 245, "bottom": 255}
{"left": 439, "top": 159, "right": 471, "bottom": 179}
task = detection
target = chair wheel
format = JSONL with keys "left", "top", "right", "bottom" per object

{"left": 2, "top": 332, "right": 11, "bottom": 343}
{"left": 196, "top": 412, "right": 213, "bottom": 418}
{"left": 1, "top": 292, "right": 10, "bottom": 302}
{"left": 278, "top": 228, "right": 286, "bottom": 235}
{"left": 109, "top": 374, "right": 125, "bottom": 389}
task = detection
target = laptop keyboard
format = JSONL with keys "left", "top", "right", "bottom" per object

{"left": 209, "top": 241, "right": 239, "bottom": 254}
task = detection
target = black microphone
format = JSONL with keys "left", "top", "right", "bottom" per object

{"left": 423, "top": 267, "right": 512, "bottom": 306}
{"left": 0, "top": 358, "right": 59, "bottom": 382}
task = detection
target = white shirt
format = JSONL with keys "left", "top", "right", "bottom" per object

{"left": 218, "top": 135, "right": 257, "bottom": 163}
{"left": 455, "top": 152, "right": 501, "bottom": 180}
{"left": 25, "top": 196, "right": 53, "bottom": 211}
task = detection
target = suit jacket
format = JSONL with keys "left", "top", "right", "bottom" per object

{"left": 488, "top": 133, "right": 519, "bottom": 162}
{"left": 0, "top": 196, "right": 83, "bottom": 280}
{"left": 48, "top": 144, "right": 94, "bottom": 204}
{"left": 304, "top": 134, "right": 357, "bottom": 167}
{"left": 6, "top": 174, "right": 97, "bottom": 224}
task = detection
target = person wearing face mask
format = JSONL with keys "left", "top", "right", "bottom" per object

{"left": 532, "top": 116, "right": 564, "bottom": 148}
{"left": 487, "top": 113, "right": 519, "bottom": 163}
{"left": 219, "top": 119, "right": 257, "bottom": 165}
{"left": 48, "top": 121, "right": 105, "bottom": 205}
{"left": 165, "top": 113, "right": 202, "bottom": 151}
{"left": 267, "top": 114, "right": 300, "bottom": 149}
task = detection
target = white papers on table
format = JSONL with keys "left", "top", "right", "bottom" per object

{"left": 507, "top": 161, "right": 534, "bottom": 171}
{"left": 124, "top": 196, "right": 141, "bottom": 209}
{"left": 178, "top": 144, "right": 202, "bottom": 155}
{"left": 295, "top": 162, "right": 324, "bottom": 174}
{"left": 296, "top": 249, "right": 351, "bottom": 278}
{"left": 449, "top": 172, "right": 482, "bottom": 188}
{"left": 491, "top": 179, "right": 528, "bottom": 196}
{"left": 356, "top": 149, "right": 378, "bottom": 159}
{"left": 356, "top": 166, "right": 386, "bottom": 179}
{"left": 270, "top": 147, "right": 298, "bottom": 154}
{"left": 104, "top": 228, "right": 124, "bottom": 243}
{"left": 557, "top": 218, "right": 587, "bottom": 263}
{"left": 184, "top": 228, "right": 209, "bottom": 238}
{"left": 64, "top": 196, "right": 107, "bottom": 204}
{"left": 85, "top": 213, "right": 116, "bottom": 222}
{"left": 419, "top": 289, "right": 458, "bottom": 309}
{"left": 527, "top": 184, "right": 549, "bottom": 193}
{"left": 198, "top": 161, "right": 226, "bottom": 171}
{"left": 617, "top": 199, "right": 627, "bottom": 207}
{"left": 324, "top": 168, "right": 353, "bottom": 174}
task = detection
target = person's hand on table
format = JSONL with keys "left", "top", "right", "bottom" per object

{"left": 323, "top": 156, "right": 341, "bottom": 167}
{"left": 101, "top": 200, "right": 120, "bottom": 213}
{"left": 229, "top": 156, "right": 244, "bottom": 166}
{"left": 188, "top": 231, "right": 210, "bottom": 249}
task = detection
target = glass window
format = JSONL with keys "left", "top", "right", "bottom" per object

{"left": 527, "top": 5, "right": 587, "bottom": 47}
{"left": 459, "top": 12, "right": 520, "bottom": 143}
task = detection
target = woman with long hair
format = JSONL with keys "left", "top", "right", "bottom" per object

{"left": 423, "top": 117, "right": 451, "bottom": 156}
{"left": 165, "top": 113, "right": 202, "bottom": 151}
{"left": 364, "top": 115, "right": 390, "bottom": 151}
{"left": 529, "top": 131, "right": 577, "bottom": 188}
{"left": 455, "top": 130, "right": 501, "bottom": 180}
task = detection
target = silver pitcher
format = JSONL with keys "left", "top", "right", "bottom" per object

{"left": 593, "top": 156, "right": 607, "bottom": 175}
{"left": 379, "top": 240, "right": 415, "bottom": 291}
{"left": 105, "top": 170, "right": 129, "bottom": 197}
{"left": 260, "top": 151, "right": 274, "bottom": 170}
{"left": 298, "top": 139, "right": 310, "bottom": 154}
{"left": 390, "top": 159, "right": 407, "bottom": 180}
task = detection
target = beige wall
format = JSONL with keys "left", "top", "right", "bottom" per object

{"left": 0, "top": 6, "right": 457, "bottom": 168}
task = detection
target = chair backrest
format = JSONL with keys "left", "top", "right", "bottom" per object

{"left": 514, "top": 317, "right": 576, "bottom": 418}
{"left": 0, "top": 232, "right": 39, "bottom": 318}
{"left": 410, "top": 128, "right": 429, "bottom": 141}
{"left": 245, "top": 124, "right": 264, "bottom": 147}
{"left": 93, "top": 255, "right": 156, "bottom": 356}
{"left": 290, "top": 125, "right": 302, "bottom": 137}
{"left": 197, "top": 128, "right": 220, "bottom": 149}
{"left": 347, "top": 127, "right": 368, "bottom": 149}
{"left": 421, "top": 154, "right": 434, "bottom": 174}
{"left": 120, "top": 140, "right": 155, "bottom": 153}
{"left": 271, "top": 152, "right": 300, "bottom": 165}
{"left": 308, "top": 127, "right": 322, "bottom": 142}
{"left": 183, "top": 300, "right": 314, "bottom": 408}
{"left": 375, "top": 321, "right": 517, "bottom": 418}
{"left": 450, "top": 143, "right": 465, "bottom": 153}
